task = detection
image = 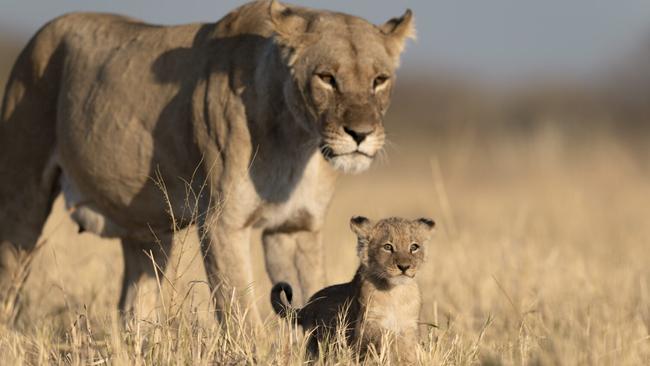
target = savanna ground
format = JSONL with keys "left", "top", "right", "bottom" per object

{"left": 2, "top": 39, "right": 650, "bottom": 365}
{"left": 2, "top": 124, "right": 649, "bottom": 365}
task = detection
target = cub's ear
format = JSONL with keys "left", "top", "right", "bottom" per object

{"left": 379, "top": 9, "right": 416, "bottom": 65}
{"left": 268, "top": 0, "right": 318, "bottom": 53}
{"left": 414, "top": 217, "right": 435, "bottom": 239}
{"left": 416, "top": 217, "right": 435, "bottom": 229}
{"left": 351, "top": 216, "right": 372, "bottom": 265}
{"left": 350, "top": 216, "right": 372, "bottom": 238}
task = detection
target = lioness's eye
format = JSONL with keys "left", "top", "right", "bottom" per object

{"left": 373, "top": 75, "right": 389, "bottom": 90}
{"left": 382, "top": 243, "right": 394, "bottom": 252}
{"left": 410, "top": 243, "right": 420, "bottom": 253}
{"left": 317, "top": 73, "right": 337, "bottom": 89}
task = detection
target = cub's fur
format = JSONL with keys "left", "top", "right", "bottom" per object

{"left": 271, "top": 216, "right": 435, "bottom": 360}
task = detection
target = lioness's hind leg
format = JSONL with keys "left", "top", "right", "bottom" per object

{"left": 118, "top": 237, "right": 172, "bottom": 323}
{"left": 0, "top": 34, "right": 62, "bottom": 320}
{"left": 0, "top": 157, "right": 59, "bottom": 323}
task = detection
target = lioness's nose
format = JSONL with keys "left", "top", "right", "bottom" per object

{"left": 343, "top": 126, "right": 373, "bottom": 145}
{"left": 397, "top": 264, "right": 410, "bottom": 273}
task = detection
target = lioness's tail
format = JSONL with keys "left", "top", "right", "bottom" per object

{"left": 271, "top": 282, "right": 299, "bottom": 320}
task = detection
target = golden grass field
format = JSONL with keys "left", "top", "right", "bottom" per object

{"left": 1, "top": 115, "right": 649, "bottom": 365}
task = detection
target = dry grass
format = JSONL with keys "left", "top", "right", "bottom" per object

{"left": 1, "top": 127, "right": 650, "bottom": 365}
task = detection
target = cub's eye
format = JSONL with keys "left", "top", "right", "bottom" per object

{"left": 410, "top": 243, "right": 420, "bottom": 253}
{"left": 373, "top": 75, "right": 389, "bottom": 90}
{"left": 317, "top": 73, "right": 337, "bottom": 89}
{"left": 382, "top": 243, "right": 394, "bottom": 252}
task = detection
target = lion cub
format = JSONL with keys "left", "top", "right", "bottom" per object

{"left": 271, "top": 216, "right": 435, "bottom": 360}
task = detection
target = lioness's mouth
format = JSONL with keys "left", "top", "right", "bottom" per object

{"left": 320, "top": 143, "right": 376, "bottom": 174}
{"left": 333, "top": 151, "right": 373, "bottom": 158}
{"left": 319, "top": 144, "right": 374, "bottom": 160}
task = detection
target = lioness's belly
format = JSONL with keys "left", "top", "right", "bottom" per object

{"left": 56, "top": 126, "right": 201, "bottom": 235}
{"left": 60, "top": 171, "right": 127, "bottom": 239}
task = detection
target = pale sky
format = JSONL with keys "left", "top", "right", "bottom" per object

{"left": 1, "top": 0, "right": 649, "bottom": 84}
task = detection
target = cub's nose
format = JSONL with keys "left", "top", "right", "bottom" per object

{"left": 397, "top": 264, "right": 411, "bottom": 273}
{"left": 343, "top": 126, "right": 373, "bottom": 145}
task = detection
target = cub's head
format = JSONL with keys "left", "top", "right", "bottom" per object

{"left": 350, "top": 216, "right": 435, "bottom": 286}
{"left": 269, "top": 1, "right": 415, "bottom": 174}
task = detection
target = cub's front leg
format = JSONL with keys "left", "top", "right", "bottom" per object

{"left": 392, "top": 330, "right": 419, "bottom": 364}
{"left": 356, "top": 323, "right": 419, "bottom": 364}
{"left": 263, "top": 228, "right": 325, "bottom": 306}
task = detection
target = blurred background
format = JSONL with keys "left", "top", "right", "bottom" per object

{"left": 2, "top": 0, "right": 649, "bottom": 159}
{"left": 2, "top": 1, "right": 650, "bottom": 363}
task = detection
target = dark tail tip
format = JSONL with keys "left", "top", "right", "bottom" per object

{"left": 270, "top": 281, "right": 293, "bottom": 317}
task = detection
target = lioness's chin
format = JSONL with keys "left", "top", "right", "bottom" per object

{"left": 327, "top": 154, "right": 373, "bottom": 174}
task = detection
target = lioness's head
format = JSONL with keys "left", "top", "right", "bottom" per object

{"left": 350, "top": 216, "right": 435, "bottom": 285}
{"left": 269, "top": 1, "right": 415, "bottom": 174}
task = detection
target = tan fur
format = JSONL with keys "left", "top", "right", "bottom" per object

{"left": 271, "top": 216, "right": 434, "bottom": 361}
{"left": 0, "top": 1, "right": 414, "bottom": 323}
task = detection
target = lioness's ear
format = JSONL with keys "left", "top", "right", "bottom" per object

{"left": 350, "top": 216, "right": 372, "bottom": 238}
{"left": 414, "top": 217, "right": 435, "bottom": 239}
{"left": 269, "top": 0, "right": 318, "bottom": 53}
{"left": 379, "top": 9, "right": 416, "bottom": 64}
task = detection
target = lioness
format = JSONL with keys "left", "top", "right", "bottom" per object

{"left": 271, "top": 216, "right": 435, "bottom": 361}
{"left": 0, "top": 1, "right": 414, "bottom": 321}
{"left": 0, "top": 0, "right": 415, "bottom": 323}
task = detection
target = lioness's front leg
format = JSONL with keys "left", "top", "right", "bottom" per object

{"left": 263, "top": 229, "right": 325, "bottom": 306}
{"left": 198, "top": 217, "right": 261, "bottom": 326}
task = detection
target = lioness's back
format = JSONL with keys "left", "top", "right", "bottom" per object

{"left": 44, "top": 13, "right": 202, "bottom": 58}
{"left": 31, "top": 1, "right": 276, "bottom": 67}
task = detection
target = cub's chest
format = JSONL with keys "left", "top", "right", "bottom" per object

{"left": 363, "top": 285, "right": 421, "bottom": 334}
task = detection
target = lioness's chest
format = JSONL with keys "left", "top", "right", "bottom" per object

{"left": 250, "top": 153, "right": 337, "bottom": 230}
